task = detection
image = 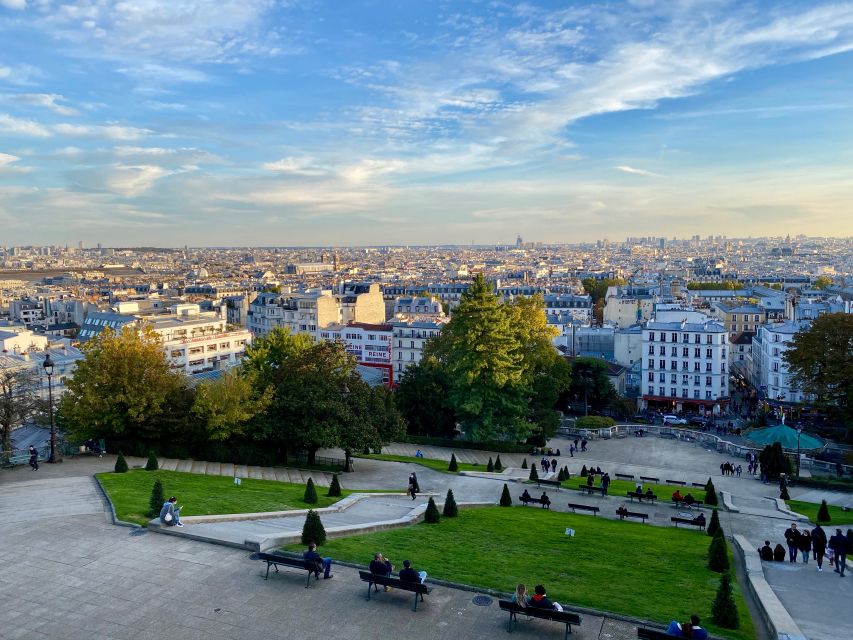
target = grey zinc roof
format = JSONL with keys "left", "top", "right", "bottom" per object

{"left": 645, "top": 321, "right": 726, "bottom": 332}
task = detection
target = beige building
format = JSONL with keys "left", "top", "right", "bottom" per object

{"left": 603, "top": 294, "right": 655, "bottom": 328}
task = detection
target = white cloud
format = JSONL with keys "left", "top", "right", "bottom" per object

{"left": 0, "top": 0, "right": 27, "bottom": 11}
{"left": 0, "top": 113, "right": 52, "bottom": 137}
{"left": 339, "top": 159, "right": 407, "bottom": 184}
{"left": 0, "top": 152, "right": 31, "bottom": 173}
{"left": 105, "top": 164, "right": 173, "bottom": 197}
{"left": 8, "top": 93, "right": 79, "bottom": 115}
{"left": 614, "top": 165, "right": 661, "bottom": 177}
{"left": 53, "top": 123, "right": 153, "bottom": 140}
{"left": 262, "top": 156, "right": 329, "bottom": 176}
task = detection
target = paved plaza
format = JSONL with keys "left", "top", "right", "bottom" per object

{"left": 2, "top": 435, "right": 853, "bottom": 639}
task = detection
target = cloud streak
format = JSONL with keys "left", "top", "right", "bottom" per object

{"left": 614, "top": 165, "right": 661, "bottom": 177}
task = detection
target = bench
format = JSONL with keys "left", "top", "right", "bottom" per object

{"left": 498, "top": 600, "right": 581, "bottom": 639}
{"left": 690, "top": 482, "right": 707, "bottom": 488}
{"left": 358, "top": 570, "right": 431, "bottom": 611}
{"left": 537, "top": 479, "right": 563, "bottom": 489}
{"left": 576, "top": 485, "right": 606, "bottom": 496}
{"left": 639, "top": 476, "right": 660, "bottom": 483}
{"left": 617, "top": 509, "right": 648, "bottom": 523}
{"left": 671, "top": 516, "right": 706, "bottom": 530}
{"left": 567, "top": 503, "right": 600, "bottom": 515}
{"left": 637, "top": 627, "right": 676, "bottom": 640}
{"left": 615, "top": 473, "right": 635, "bottom": 481}
{"left": 665, "top": 479, "right": 686, "bottom": 486}
{"left": 254, "top": 552, "right": 319, "bottom": 587}
{"left": 519, "top": 495, "right": 551, "bottom": 508}
{"left": 627, "top": 491, "right": 657, "bottom": 503}
{"left": 671, "top": 497, "right": 705, "bottom": 509}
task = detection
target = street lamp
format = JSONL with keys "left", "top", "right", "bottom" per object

{"left": 341, "top": 383, "right": 353, "bottom": 472}
{"left": 796, "top": 426, "right": 803, "bottom": 477}
{"left": 43, "top": 353, "right": 60, "bottom": 464}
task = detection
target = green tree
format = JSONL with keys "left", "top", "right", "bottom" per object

{"left": 303, "top": 478, "right": 318, "bottom": 504}
{"left": 443, "top": 489, "right": 458, "bottom": 517}
{"left": 448, "top": 454, "right": 458, "bottom": 472}
{"left": 708, "top": 530, "right": 730, "bottom": 572}
{"left": 779, "top": 476, "right": 790, "bottom": 500}
{"left": 338, "top": 381, "right": 405, "bottom": 472}
{"left": 785, "top": 313, "right": 853, "bottom": 435}
{"left": 114, "top": 451, "right": 129, "bottom": 473}
{"left": 0, "top": 368, "right": 40, "bottom": 453}
{"left": 500, "top": 483, "right": 512, "bottom": 506}
{"left": 711, "top": 573, "right": 739, "bottom": 629}
{"left": 705, "top": 478, "right": 719, "bottom": 506}
{"left": 301, "top": 509, "right": 326, "bottom": 545}
{"left": 580, "top": 465, "right": 588, "bottom": 477}
{"left": 191, "top": 368, "right": 270, "bottom": 442}
{"left": 521, "top": 458, "right": 527, "bottom": 469}
{"left": 145, "top": 451, "right": 159, "bottom": 471}
{"left": 817, "top": 499, "right": 831, "bottom": 523}
{"left": 707, "top": 508, "right": 721, "bottom": 537}
{"left": 581, "top": 277, "right": 626, "bottom": 304}
{"left": 529, "top": 464, "right": 538, "bottom": 481}
{"left": 686, "top": 281, "right": 743, "bottom": 290}
{"left": 813, "top": 275, "right": 833, "bottom": 290}
{"left": 327, "top": 474, "right": 342, "bottom": 497}
{"left": 148, "top": 478, "right": 164, "bottom": 518}
{"left": 759, "top": 443, "right": 791, "bottom": 479}
{"left": 424, "top": 497, "right": 440, "bottom": 523}
{"left": 486, "top": 456, "right": 494, "bottom": 472}
{"left": 494, "top": 455, "right": 503, "bottom": 472}
{"left": 59, "top": 326, "right": 187, "bottom": 443}
{"left": 569, "top": 357, "right": 615, "bottom": 414}
{"left": 395, "top": 356, "right": 456, "bottom": 438}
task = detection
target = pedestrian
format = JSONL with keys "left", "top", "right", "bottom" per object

{"left": 581, "top": 439, "right": 587, "bottom": 452}
{"left": 551, "top": 459, "right": 558, "bottom": 473}
{"left": 569, "top": 444, "right": 575, "bottom": 457}
{"left": 812, "top": 524, "right": 827, "bottom": 570}
{"left": 798, "top": 529, "right": 811, "bottom": 564}
{"left": 829, "top": 528, "right": 847, "bottom": 576}
{"left": 601, "top": 472, "right": 611, "bottom": 495}
{"left": 28, "top": 445, "right": 39, "bottom": 471}
{"left": 720, "top": 462, "right": 725, "bottom": 476}
{"left": 736, "top": 465, "right": 742, "bottom": 477}
{"left": 784, "top": 523, "right": 800, "bottom": 563}
{"left": 408, "top": 473, "right": 419, "bottom": 501}
{"left": 574, "top": 438, "right": 579, "bottom": 450}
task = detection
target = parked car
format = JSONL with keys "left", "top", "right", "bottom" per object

{"left": 663, "top": 414, "right": 687, "bottom": 425}
{"left": 632, "top": 414, "right": 652, "bottom": 424}
{"left": 688, "top": 416, "right": 709, "bottom": 427}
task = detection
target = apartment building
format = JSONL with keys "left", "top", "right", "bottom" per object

{"left": 390, "top": 317, "right": 449, "bottom": 384}
{"left": 711, "top": 302, "right": 766, "bottom": 340}
{"left": 319, "top": 322, "right": 393, "bottom": 385}
{"left": 543, "top": 293, "right": 592, "bottom": 322}
{"left": 749, "top": 320, "right": 812, "bottom": 405}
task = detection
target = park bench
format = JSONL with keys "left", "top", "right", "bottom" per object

{"left": 498, "top": 600, "right": 581, "bottom": 639}
{"left": 567, "top": 503, "right": 600, "bottom": 515}
{"left": 254, "top": 552, "right": 319, "bottom": 587}
{"left": 617, "top": 509, "right": 648, "bottom": 523}
{"left": 639, "top": 476, "right": 660, "bottom": 483}
{"left": 690, "top": 482, "right": 707, "bottom": 488}
{"left": 615, "top": 473, "right": 634, "bottom": 481}
{"left": 519, "top": 494, "right": 551, "bottom": 508}
{"left": 671, "top": 497, "right": 705, "bottom": 509}
{"left": 537, "top": 479, "right": 563, "bottom": 489}
{"left": 576, "top": 485, "right": 606, "bottom": 496}
{"left": 627, "top": 491, "right": 657, "bottom": 503}
{"left": 637, "top": 627, "right": 676, "bottom": 640}
{"left": 671, "top": 516, "right": 706, "bottom": 531}
{"left": 358, "top": 570, "right": 431, "bottom": 611}
{"left": 665, "top": 479, "right": 686, "bottom": 486}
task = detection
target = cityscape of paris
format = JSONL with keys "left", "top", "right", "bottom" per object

{"left": 2, "top": 2, "right": 853, "bottom": 640}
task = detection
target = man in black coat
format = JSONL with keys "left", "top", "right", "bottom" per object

{"left": 828, "top": 529, "right": 847, "bottom": 576}
{"left": 812, "top": 524, "right": 827, "bottom": 571}
{"left": 784, "top": 523, "right": 801, "bottom": 563}
{"left": 758, "top": 541, "right": 774, "bottom": 562}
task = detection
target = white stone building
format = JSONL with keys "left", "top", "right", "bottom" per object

{"left": 319, "top": 322, "right": 393, "bottom": 386}
{"left": 749, "top": 320, "right": 812, "bottom": 405}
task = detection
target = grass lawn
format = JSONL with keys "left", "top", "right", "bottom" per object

{"left": 561, "top": 477, "right": 709, "bottom": 503}
{"left": 288, "top": 507, "right": 753, "bottom": 640}
{"left": 786, "top": 500, "right": 853, "bottom": 526}
{"left": 357, "top": 453, "right": 496, "bottom": 474}
{"left": 97, "top": 470, "right": 348, "bottom": 526}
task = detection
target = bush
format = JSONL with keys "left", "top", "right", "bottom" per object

{"left": 529, "top": 465, "right": 538, "bottom": 481}
{"left": 580, "top": 465, "right": 588, "bottom": 477}
{"left": 563, "top": 466, "right": 570, "bottom": 479}
{"left": 494, "top": 455, "right": 503, "bottom": 472}
{"left": 759, "top": 442, "right": 792, "bottom": 479}
{"left": 303, "top": 478, "right": 318, "bottom": 504}
{"left": 575, "top": 416, "right": 615, "bottom": 429}
{"left": 557, "top": 468, "right": 565, "bottom": 481}
{"left": 711, "top": 573, "right": 739, "bottom": 629}
{"left": 402, "top": 435, "right": 529, "bottom": 453}
{"left": 448, "top": 454, "right": 459, "bottom": 472}
{"left": 500, "top": 483, "right": 512, "bottom": 507}
{"left": 327, "top": 474, "right": 342, "bottom": 497}
{"left": 443, "top": 489, "right": 458, "bottom": 517}
{"left": 114, "top": 452, "right": 129, "bottom": 473}
{"left": 708, "top": 531, "right": 730, "bottom": 572}
{"left": 424, "top": 497, "right": 440, "bottom": 523}
{"left": 148, "top": 479, "right": 164, "bottom": 518}
{"left": 705, "top": 478, "right": 718, "bottom": 506}
{"left": 521, "top": 458, "right": 528, "bottom": 469}
{"left": 707, "top": 508, "right": 721, "bottom": 537}
{"left": 817, "top": 499, "right": 831, "bottom": 523}
{"left": 145, "top": 451, "right": 159, "bottom": 471}
{"left": 793, "top": 476, "right": 853, "bottom": 491}
{"left": 486, "top": 457, "right": 494, "bottom": 472}
{"left": 779, "top": 476, "right": 790, "bottom": 500}
{"left": 301, "top": 509, "right": 326, "bottom": 545}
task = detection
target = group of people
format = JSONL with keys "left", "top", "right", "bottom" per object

{"left": 665, "top": 614, "right": 709, "bottom": 639}
{"left": 520, "top": 489, "right": 551, "bottom": 508}
{"left": 586, "top": 471, "right": 611, "bottom": 492}
{"left": 540, "top": 458, "right": 559, "bottom": 473}
{"left": 369, "top": 552, "right": 428, "bottom": 585}
{"left": 512, "top": 583, "right": 563, "bottom": 612}
{"left": 671, "top": 490, "right": 698, "bottom": 507}
{"left": 530, "top": 446, "right": 561, "bottom": 457}
{"left": 767, "top": 522, "right": 853, "bottom": 575}
{"left": 719, "top": 461, "right": 742, "bottom": 477}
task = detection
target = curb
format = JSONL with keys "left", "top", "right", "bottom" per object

{"left": 769, "top": 497, "right": 810, "bottom": 522}
{"left": 92, "top": 474, "right": 142, "bottom": 529}
{"left": 721, "top": 491, "right": 739, "bottom": 513}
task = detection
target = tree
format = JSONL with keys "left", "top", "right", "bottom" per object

{"left": 327, "top": 474, "right": 342, "bottom": 497}
{"left": 759, "top": 443, "right": 791, "bottom": 479}
{"left": 494, "top": 455, "right": 503, "bottom": 472}
{"left": 301, "top": 509, "right": 326, "bottom": 545}
{"left": 580, "top": 465, "right": 588, "bottom": 477}
{"left": 59, "top": 326, "right": 187, "bottom": 443}
{"left": 569, "top": 357, "right": 615, "bottom": 415}
{"left": 581, "top": 277, "right": 626, "bottom": 304}
{"left": 448, "top": 454, "right": 458, "bottom": 472}
{"left": 191, "top": 368, "right": 270, "bottom": 442}
{"left": 779, "top": 476, "right": 790, "bottom": 500}
{"left": 145, "top": 451, "right": 159, "bottom": 471}
{"left": 711, "top": 573, "right": 739, "bottom": 629}
{"left": 707, "top": 508, "right": 721, "bottom": 537}
{"left": 148, "top": 478, "right": 164, "bottom": 518}
{"left": 521, "top": 458, "right": 528, "bottom": 469}
{"left": 708, "top": 531, "right": 730, "bottom": 572}
{"left": 784, "top": 313, "right": 853, "bottom": 435}
{"left": 500, "top": 483, "right": 512, "bottom": 506}
{"left": 114, "top": 451, "right": 128, "bottom": 473}
{"left": 424, "top": 497, "right": 440, "bottom": 523}
{"left": 686, "top": 281, "right": 743, "bottom": 290}
{"left": 0, "top": 367, "right": 40, "bottom": 453}
{"left": 705, "top": 479, "right": 719, "bottom": 507}
{"left": 817, "top": 499, "right": 831, "bottom": 523}
{"left": 529, "top": 464, "right": 538, "bottom": 481}
{"left": 486, "top": 456, "right": 494, "bottom": 472}
{"left": 338, "top": 381, "right": 405, "bottom": 472}
{"left": 443, "top": 489, "right": 458, "bottom": 517}
{"left": 813, "top": 275, "right": 833, "bottom": 290}
{"left": 395, "top": 356, "right": 456, "bottom": 438}
{"left": 303, "top": 478, "right": 318, "bottom": 504}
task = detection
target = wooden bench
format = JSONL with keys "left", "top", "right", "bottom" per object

{"left": 358, "top": 570, "right": 431, "bottom": 611}
{"left": 690, "top": 482, "right": 707, "bottom": 488}
{"left": 615, "top": 473, "right": 635, "bottom": 481}
{"left": 498, "top": 600, "right": 581, "bottom": 639}
{"left": 254, "top": 552, "right": 319, "bottom": 587}
{"left": 672, "top": 497, "right": 705, "bottom": 509}
{"left": 519, "top": 495, "right": 551, "bottom": 508}
{"left": 627, "top": 491, "right": 657, "bottom": 503}
{"left": 639, "top": 476, "right": 660, "bottom": 483}
{"left": 537, "top": 479, "right": 563, "bottom": 489}
{"left": 617, "top": 509, "right": 648, "bottom": 523}
{"left": 637, "top": 627, "right": 676, "bottom": 640}
{"left": 671, "top": 516, "right": 706, "bottom": 531}
{"left": 665, "top": 479, "right": 686, "bottom": 486}
{"left": 576, "top": 484, "right": 606, "bottom": 496}
{"left": 567, "top": 503, "right": 600, "bottom": 515}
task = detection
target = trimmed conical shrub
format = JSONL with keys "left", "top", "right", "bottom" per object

{"left": 817, "top": 499, "right": 831, "bottom": 523}
{"left": 301, "top": 509, "right": 326, "bottom": 545}
{"left": 707, "top": 508, "right": 721, "bottom": 537}
{"left": 500, "top": 483, "right": 512, "bottom": 507}
{"left": 580, "top": 465, "right": 588, "bottom": 477}
{"left": 779, "top": 476, "right": 790, "bottom": 500}
{"left": 711, "top": 573, "right": 739, "bottom": 629}
{"left": 448, "top": 454, "right": 459, "bottom": 472}
{"left": 327, "top": 473, "right": 342, "bottom": 497}
{"left": 303, "top": 478, "right": 318, "bottom": 504}
{"left": 563, "top": 466, "right": 570, "bottom": 479}
{"left": 708, "top": 530, "right": 730, "bottom": 572}
{"left": 424, "top": 497, "right": 440, "bottom": 523}
{"left": 114, "top": 452, "right": 128, "bottom": 473}
{"left": 529, "top": 464, "right": 539, "bottom": 481}
{"left": 148, "top": 478, "right": 164, "bottom": 518}
{"left": 443, "top": 489, "right": 458, "bottom": 517}
{"left": 494, "top": 455, "right": 503, "bottom": 472}
{"left": 145, "top": 451, "right": 159, "bottom": 471}
{"left": 557, "top": 468, "right": 565, "bottom": 481}
{"left": 705, "top": 478, "right": 719, "bottom": 506}
{"left": 487, "top": 457, "right": 494, "bottom": 472}
{"left": 521, "top": 458, "right": 528, "bottom": 469}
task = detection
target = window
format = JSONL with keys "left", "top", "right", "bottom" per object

{"left": 706, "top": 348, "right": 712, "bottom": 358}
{"left": 660, "top": 333, "right": 666, "bottom": 342}
{"left": 694, "top": 363, "right": 700, "bottom": 371}
{"left": 671, "top": 387, "right": 677, "bottom": 397}
{"left": 648, "top": 345, "right": 655, "bottom": 355}
{"left": 682, "top": 361, "right": 688, "bottom": 370}
{"left": 682, "top": 347, "right": 689, "bottom": 357}
{"left": 694, "top": 389, "right": 700, "bottom": 399}
{"left": 648, "top": 372, "right": 654, "bottom": 382}
{"left": 694, "top": 348, "right": 701, "bottom": 357}
{"left": 731, "top": 324, "right": 737, "bottom": 332}
{"left": 648, "top": 359, "right": 654, "bottom": 369}
{"left": 706, "top": 391, "right": 712, "bottom": 400}
{"left": 671, "top": 360, "right": 677, "bottom": 370}
{"left": 671, "top": 333, "right": 678, "bottom": 342}
{"left": 682, "top": 388, "right": 688, "bottom": 398}
{"left": 773, "top": 362, "right": 779, "bottom": 372}
{"left": 659, "top": 346, "right": 665, "bottom": 355}
{"left": 773, "top": 348, "right": 779, "bottom": 356}
{"left": 670, "top": 374, "right": 677, "bottom": 383}
{"left": 683, "top": 334, "right": 689, "bottom": 343}
{"left": 694, "top": 375, "right": 700, "bottom": 386}
{"left": 682, "top": 375, "right": 689, "bottom": 384}
{"left": 754, "top": 314, "right": 760, "bottom": 321}
{"left": 659, "top": 359, "right": 666, "bottom": 369}
{"left": 706, "top": 363, "right": 712, "bottom": 372}
{"left": 649, "top": 332, "right": 655, "bottom": 342}
{"left": 706, "top": 376, "right": 712, "bottom": 386}
{"left": 659, "top": 373, "right": 666, "bottom": 382}
{"left": 659, "top": 386, "right": 666, "bottom": 396}
{"left": 695, "top": 335, "right": 701, "bottom": 344}
{"left": 707, "top": 335, "right": 713, "bottom": 344}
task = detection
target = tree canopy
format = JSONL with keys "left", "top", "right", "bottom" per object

{"left": 0, "top": 367, "right": 40, "bottom": 452}
{"left": 685, "top": 281, "right": 743, "bottom": 290}
{"left": 568, "top": 357, "right": 615, "bottom": 414}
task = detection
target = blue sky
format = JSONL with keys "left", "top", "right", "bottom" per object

{"left": 1, "top": 0, "right": 852, "bottom": 246}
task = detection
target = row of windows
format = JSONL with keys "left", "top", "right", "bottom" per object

{"left": 647, "top": 360, "right": 726, "bottom": 372}
{"left": 648, "top": 373, "right": 716, "bottom": 386}
{"left": 647, "top": 386, "right": 716, "bottom": 400}
{"left": 648, "top": 332, "right": 715, "bottom": 344}
{"left": 649, "top": 346, "right": 716, "bottom": 357}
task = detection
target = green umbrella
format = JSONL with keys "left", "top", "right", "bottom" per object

{"left": 746, "top": 425, "right": 824, "bottom": 450}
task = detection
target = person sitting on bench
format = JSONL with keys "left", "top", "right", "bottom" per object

{"left": 511, "top": 583, "right": 530, "bottom": 606}
{"left": 694, "top": 513, "right": 706, "bottom": 527}
{"left": 399, "top": 559, "right": 427, "bottom": 584}
{"left": 521, "top": 489, "right": 532, "bottom": 502}
{"left": 683, "top": 493, "right": 696, "bottom": 507}
{"left": 304, "top": 541, "right": 333, "bottom": 579}
{"left": 635, "top": 483, "right": 643, "bottom": 493}
{"left": 540, "top": 492, "right": 551, "bottom": 508}
{"left": 673, "top": 489, "right": 683, "bottom": 501}
{"left": 369, "top": 552, "right": 394, "bottom": 591}
{"left": 665, "top": 613, "right": 708, "bottom": 639}
{"left": 617, "top": 504, "right": 629, "bottom": 518}
{"left": 758, "top": 541, "right": 774, "bottom": 561}
{"left": 645, "top": 488, "right": 655, "bottom": 500}
{"left": 586, "top": 474, "right": 594, "bottom": 487}
{"left": 529, "top": 584, "right": 563, "bottom": 611}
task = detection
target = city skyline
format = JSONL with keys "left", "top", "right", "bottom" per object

{"left": 1, "top": 1, "right": 853, "bottom": 245}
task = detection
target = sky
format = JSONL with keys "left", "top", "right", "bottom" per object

{"left": 1, "top": 0, "right": 852, "bottom": 247}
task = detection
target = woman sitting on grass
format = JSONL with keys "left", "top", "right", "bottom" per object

{"left": 666, "top": 613, "right": 708, "bottom": 639}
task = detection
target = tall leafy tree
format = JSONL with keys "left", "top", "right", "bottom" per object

{"left": 0, "top": 367, "right": 40, "bottom": 452}
{"left": 396, "top": 355, "right": 456, "bottom": 438}
{"left": 569, "top": 357, "right": 615, "bottom": 414}
{"left": 191, "top": 367, "right": 271, "bottom": 441}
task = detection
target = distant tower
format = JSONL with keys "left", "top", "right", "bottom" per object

{"left": 333, "top": 252, "right": 340, "bottom": 271}
{"left": 516, "top": 234, "right": 523, "bottom": 247}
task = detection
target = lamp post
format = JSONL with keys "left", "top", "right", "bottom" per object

{"left": 796, "top": 426, "right": 803, "bottom": 477}
{"left": 43, "top": 353, "right": 59, "bottom": 464}
{"left": 341, "top": 383, "right": 353, "bottom": 472}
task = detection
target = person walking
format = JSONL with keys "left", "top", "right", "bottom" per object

{"left": 28, "top": 445, "right": 39, "bottom": 471}
{"left": 798, "top": 529, "right": 812, "bottom": 564}
{"left": 601, "top": 472, "right": 611, "bottom": 495}
{"left": 580, "top": 439, "right": 587, "bottom": 452}
{"left": 812, "top": 524, "right": 827, "bottom": 571}
{"left": 408, "top": 473, "right": 419, "bottom": 501}
{"left": 829, "top": 529, "right": 847, "bottom": 576}
{"left": 784, "top": 523, "right": 800, "bottom": 563}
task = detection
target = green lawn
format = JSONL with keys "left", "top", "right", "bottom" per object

{"left": 561, "top": 477, "right": 708, "bottom": 503}
{"left": 97, "top": 470, "right": 348, "bottom": 526}
{"left": 288, "top": 507, "right": 753, "bottom": 640}
{"left": 357, "top": 453, "right": 494, "bottom": 474}
{"left": 786, "top": 500, "right": 853, "bottom": 526}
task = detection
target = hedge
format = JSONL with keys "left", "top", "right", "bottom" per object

{"left": 574, "top": 416, "right": 616, "bottom": 429}
{"left": 401, "top": 435, "right": 530, "bottom": 453}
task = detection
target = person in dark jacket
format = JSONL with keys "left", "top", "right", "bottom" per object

{"left": 586, "top": 473, "right": 594, "bottom": 487}
{"left": 28, "top": 445, "right": 38, "bottom": 471}
{"left": 773, "top": 543, "right": 787, "bottom": 562}
{"left": 369, "top": 553, "right": 393, "bottom": 576}
{"left": 812, "top": 524, "right": 827, "bottom": 571}
{"left": 539, "top": 492, "right": 551, "bottom": 509}
{"left": 758, "top": 541, "right": 774, "bottom": 562}
{"left": 601, "top": 473, "right": 611, "bottom": 494}
{"left": 529, "top": 584, "right": 562, "bottom": 611}
{"left": 784, "top": 523, "right": 801, "bottom": 563}
{"left": 398, "top": 559, "right": 427, "bottom": 584}
{"left": 798, "top": 529, "right": 812, "bottom": 564}
{"left": 303, "top": 541, "right": 332, "bottom": 579}
{"left": 828, "top": 529, "right": 847, "bottom": 576}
